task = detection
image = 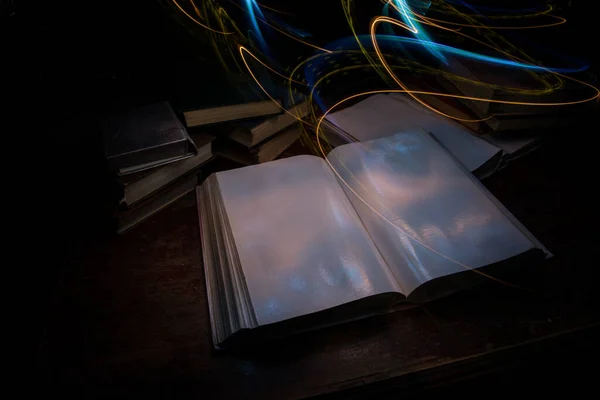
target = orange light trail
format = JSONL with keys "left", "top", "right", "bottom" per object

{"left": 411, "top": 11, "right": 566, "bottom": 30}
{"left": 385, "top": 0, "right": 565, "bottom": 30}
{"left": 254, "top": 1, "right": 295, "bottom": 16}
{"left": 239, "top": 46, "right": 312, "bottom": 125}
{"left": 369, "top": 16, "right": 599, "bottom": 123}
{"left": 226, "top": 0, "right": 332, "bottom": 54}
{"left": 170, "top": 0, "right": 233, "bottom": 34}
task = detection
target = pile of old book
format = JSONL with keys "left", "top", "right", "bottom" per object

{"left": 103, "top": 89, "right": 307, "bottom": 234}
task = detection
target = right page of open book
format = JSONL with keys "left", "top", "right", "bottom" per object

{"left": 326, "top": 130, "right": 542, "bottom": 296}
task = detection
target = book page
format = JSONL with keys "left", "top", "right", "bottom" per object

{"left": 216, "top": 155, "right": 402, "bottom": 326}
{"left": 325, "top": 94, "right": 501, "bottom": 172}
{"left": 326, "top": 131, "right": 538, "bottom": 295}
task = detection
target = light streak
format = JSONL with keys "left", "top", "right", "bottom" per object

{"left": 239, "top": 46, "right": 312, "bottom": 124}
{"left": 389, "top": 0, "right": 447, "bottom": 62}
{"left": 254, "top": 1, "right": 295, "bottom": 16}
{"left": 224, "top": 0, "right": 331, "bottom": 53}
{"left": 244, "top": 0, "right": 268, "bottom": 51}
{"left": 170, "top": 0, "right": 233, "bottom": 34}
{"left": 369, "top": 18, "right": 598, "bottom": 121}
{"left": 412, "top": 10, "right": 566, "bottom": 29}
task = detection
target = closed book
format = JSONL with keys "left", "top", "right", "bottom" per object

{"left": 103, "top": 102, "right": 196, "bottom": 175}
{"left": 213, "top": 123, "right": 302, "bottom": 165}
{"left": 179, "top": 65, "right": 286, "bottom": 128}
{"left": 177, "top": 55, "right": 309, "bottom": 128}
{"left": 117, "top": 174, "right": 198, "bottom": 234}
{"left": 183, "top": 99, "right": 283, "bottom": 128}
{"left": 118, "top": 132, "right": 214, "bottom": 206}
{"left": 226, "top": 100, "right": 309, "bottom": 147}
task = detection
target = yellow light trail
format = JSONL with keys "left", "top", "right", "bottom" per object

{"left": 239, "top": 45, "right": 313, "bottom": 125}
{"left": 226, "top": 0, "right": 332, "bottom": 53}
{"left": 170, "top": 0, "right": 233, "bottom": 34}
{"left": 369, "top": 15, "right": 599, "bottom": 123}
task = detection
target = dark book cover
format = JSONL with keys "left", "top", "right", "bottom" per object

{"left": 103, "top": 101, "right": 196, "bottom": 175}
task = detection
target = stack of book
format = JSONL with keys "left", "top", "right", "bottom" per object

{"left": 103, "top": 101, "right": 215, "bottom": 234}
{"left": 103, "top": 89, "right": 308, "bottom": 233}
{"left": 184, "top": 99, "right": 310, "bottom": 166}
{"left": 173, "top": 60, "right": 310, "bottom": 166}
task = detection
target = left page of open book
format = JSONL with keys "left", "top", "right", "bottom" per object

{"left": 215, "top": 155, "right": 402, "bottom": 326}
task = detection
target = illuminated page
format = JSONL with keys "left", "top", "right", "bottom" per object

{"left": 325, "top": 94, "right": 501, "bottom": 172}
{"left": 216, "top": 155, "right": 401, "bottom": 326}
{"left": 326, "top": 131, "right": 539, "bottom": 295}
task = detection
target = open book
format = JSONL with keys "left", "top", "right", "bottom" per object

{"left": 197, "top": 130, "right": 550, "bottom": 348}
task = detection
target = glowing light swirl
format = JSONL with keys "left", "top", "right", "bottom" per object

{"left": 391, "top": 0, "right": 566, "bottom": 30}
{"left": 170, "top": 0, "right": 233, "bottom": 34}
{"left": 239, "top": 46, "right": 312, "bottom": 124}
{"left": 225, "top": 0, "right": 332, "bottom": 53}
{"left": 369, "top": 17, "right": 599, "bottom": 123}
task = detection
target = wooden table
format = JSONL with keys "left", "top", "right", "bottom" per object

{"left": 38, "top": 136, "right": 600, "bottom": 399}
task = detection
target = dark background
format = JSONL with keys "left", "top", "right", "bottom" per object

{"left": 6, "top": 0, "right": 597, "bottom": 387}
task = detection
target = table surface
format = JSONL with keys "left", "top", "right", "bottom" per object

{"left": 39, "top": 136, "right": 600, "bottom": 399}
